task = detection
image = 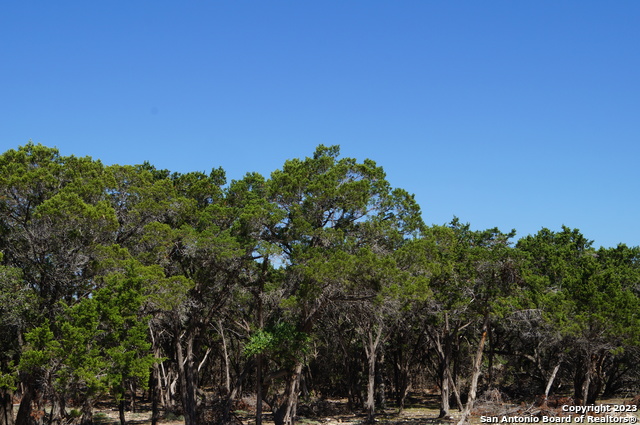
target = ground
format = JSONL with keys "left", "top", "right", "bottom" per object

{"left": 22, "top": 394, "right": 640, "bottom": 425}
{"left": 57, "top": 394, "right": 640, "bottom": 425}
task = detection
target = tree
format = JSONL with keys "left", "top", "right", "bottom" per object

{"left": 135, "top": 168, "right": 254, "bottom": 425}
{"left": 259, "top": 145, "right": 423, "bottom": 425}
{"left": 517, "top": 227, "right": 640, "bottom": 405}
{"left": 0, "top": 144, "right": 116, "bottom": 311}
{"left": 0, "top": 144, "right": 117, "bottom": 424}
{"left": 19, "top": 255, "right": 158, "bottom": 425}
{"left": 406, "top": 220, "right": 520, "bottom": 422}
{"left": 454, "top": 223, "right": 520, "bottom": 424}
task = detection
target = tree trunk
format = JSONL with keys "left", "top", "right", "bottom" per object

{"left": 223, "top": 358, "right": 253, "bottom": 424}
{"left": 574, "top": 351, "right": 592, "bottom": 406}
{"left": 274, "top": 363, "right": 303, "bottom": 425}
{"left": 448, "top": 368, "right": 464, "bottom": 412}
{"left": 15, "top": 385, "right": 32, "bottom": 425}
{"left": 457, "top": 314, "right": 489, "bottom": 425}
{"left": 580, "top": 371, "right": 591, "bottom": 406}
{"left": 543, "top": 361, "right": 561, "bottom": 401}
{"left": 119, "top": 398, "right": 127, "bottom": 425}
{"left": 256, "top": 354, "right": 264, "bottom": 425}
{"left": 393, "top": 344, "right": 410, "bottom": 411}
{"left": 375, "top": 352, "right": 386, "bottom": 411}
{"left": 430, "top": 315, "right": 455, "bottom": 419}
{"left": 48, "top": 392, "right": 65, "bottom": 425}
{"left": 150, "top": 326, "right": 169, "bottom": 414}
{"left": 79, "top": 398, "right": 93, "bottom": 425}
{"left": 163, "top": 367, "right": 175, "bottom": 411}
{"left": 176, "top": 330, "right": 198, "bottom": 425}
{"left": 151, "top": 360, "right": 160, "bottom": 425}
{"left": 487, "top": 326, "right": 494, "bottom": 386}
{"left": 0, "top": 389, "right": 14, "bottom": 425}
{"left": 437, "top": 333, "right": 452, "bottom": 418}
{"left": 366, "top": 348, "right": 376, "bottom": 423}
{"left": 574, "top": 349, "right": 607, "bottom": 405}
{"left": 129, "top": 382, "right": 136, "bottom": 413}
{"left": 440, "top": 369, "right": 450, "bottom": 418}
{"left": 218, "top": 321, "right": 231, "bottom": 395}
{"left": 365, "top": 327, "right": 382, "bottom": 424}
{"left": 586, "top": 352, "right": 607, "bottom": 405}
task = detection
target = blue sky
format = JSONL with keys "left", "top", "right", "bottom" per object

{"left": 2, "top": 1, "right": 639, "bottom": 248}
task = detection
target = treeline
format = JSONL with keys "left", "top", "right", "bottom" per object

{"left": 0, "top": 143, "right": 639, "bottom": 425}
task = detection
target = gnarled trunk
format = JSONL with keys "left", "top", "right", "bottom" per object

{"left": 48, "top": 392, "right": 65, "bottom": 425}
{"left": 274, "top": 363, "right": 303, "bottom": 425}
{"left": 575, "top": 351, "right": 608, "bottom": 405}
{"left": 15, "top": 384, "right": 33, "bottom": 425}
{"left": 79, "top": 398, "right": 94, "bottom": 425}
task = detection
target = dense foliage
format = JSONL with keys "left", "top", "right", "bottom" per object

{"left": 0, "top": 143, "right": 638, "bottom": 425}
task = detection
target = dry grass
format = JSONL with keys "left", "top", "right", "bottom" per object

{"left": 41, "top": 393, "right": 640, "bottom": 425}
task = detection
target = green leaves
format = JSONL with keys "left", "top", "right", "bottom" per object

{"left": 19, "top": 322, "right": 61, "bottom": 375}
{"left": 19, "top": 254, "right": 158, "bottom": 405}
{"left": 4, "top": 142, "right": 638, "bottom": 417}
{"left": 517, "top": 227, "right": 637, "bottom": 339}
{"left": 516, "top": 226, "right": 640, "bottom": 403}
{"left": 245, "top": 322, "right": 311, "bottom": 365}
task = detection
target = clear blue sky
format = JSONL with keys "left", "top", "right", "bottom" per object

{"left": 2, "top": 1, "right": 639, "bottom": 248}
